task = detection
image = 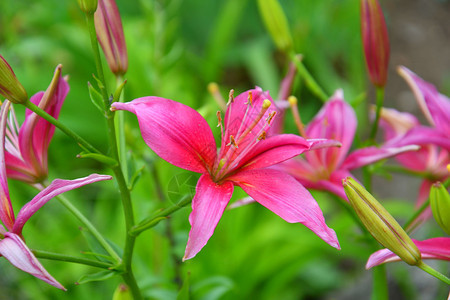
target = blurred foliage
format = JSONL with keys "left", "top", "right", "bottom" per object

{"left": 0, "top": 0, "right": 447, "bottom": 299}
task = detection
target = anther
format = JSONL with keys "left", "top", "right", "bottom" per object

{"left": 227, "top": 89, "right": 235, "bottom": 105}
{"left": 266, "top": 111, "right": 276, "bottom": 124}
{"left": 262, "top": 99, "right": 271, "bottom": 109}
{"left": 245, "top": 91, "right": 253, "bottom": 105}
{"left": 288, "top": 95, "right": 307, "bottom": 138}
{"left": 226, "top": 135, "right": 238, "bottom": 148}
{"left": 216, "top": 111, "right": 222, "bottom": 127}
{"left": 257, "top": 131, "right": 267, "bottom": 141}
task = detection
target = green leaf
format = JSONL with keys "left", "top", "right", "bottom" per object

{"left": 77, "top": 152, "right": 118, "bottom": 167}
{"left": 88, "top": 81, "right": 105, "bottom": 114}
{"left": 113, "top": 79, "right": 127, "bottom": 103}
{"left": 77, "top": 270, "right": 117, "bottom": 285}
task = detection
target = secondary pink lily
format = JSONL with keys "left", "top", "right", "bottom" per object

{"left": 4, "top": 65, "right": 68, "bottom": 184}
{"left": 379, "top": 107, "right": 449, "bottom": 225}
{"left": 279, "top": 90, "right": 418, "bottom": 200}
{"left": 112, "top": 88, "right": 341, "bottom": 260}
{"left": 386, "top": 66, "right": 450, "bottom": 151}
{"left": 0, "top": 101, "right": 112, "bottom": 289}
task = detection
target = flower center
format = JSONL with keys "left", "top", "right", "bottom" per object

{"left": 212, "top": 90, "right": 276, "bottom": 182}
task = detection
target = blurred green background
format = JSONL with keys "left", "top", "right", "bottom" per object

{"left": 0, "top": 0, "right": 448, "bottom": 299}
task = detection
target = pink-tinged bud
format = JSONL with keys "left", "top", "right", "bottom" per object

{"left": 360, "top": 0, "right": 390, "bottom": 87}
{"left": 0, "top": 55, "right": 28, "bottom": 104}
{"left": 94, "top": 0, "right": 128, "bottom": 75}
{"left": 77, "top": 0, "right": 98, "bottom": 14}
{"left": 430, "top": 182, "right": 450, "bottom": 235}
{"left": 343, "top": 177, "right": 421, "bottom": 266}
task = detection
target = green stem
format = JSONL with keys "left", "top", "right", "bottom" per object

{"left": 362, "top": 167, "right": 373, "bottom": 194}
{"left": 33, "top": 250, "right": 113, "bottom": 269}
{"left": 115, "top": 75, "right": 128, "bottom": 184}
{"left": 54, "top": 190, "right": 121, "bottom": 263}
{"left": 130, "top": 196, "right": 192, "bottom": 236}
{"left": 372, "top": 264, "right": 389, "bottom": 300}
{"left": 334, "top": 195, "right": 388, "bottom": 299}
{"left": 382, "top": 165, "right": 431, "bottom": 179}
{"left": 369, "top": 87, "right": 385, "bottom": 141}
{"left": 85, "top": 12, "right": 142, "bottom": 300}
{"left": 417, "top": 261, "right": 450, "bottom": 285}
{"left": 290, "top": 53, "right": 328, "bottom": 102}
{"left": 403, "top": 199, "right": 430, "bottom": 233}
{"left": 23, "top": 100, "right": 101, "bottom": 154}
{"left": 86, "top": 13, "right": 110, "bottom": 107}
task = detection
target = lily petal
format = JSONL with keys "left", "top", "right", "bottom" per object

{"left": 111, "top": 97, "right": 217, "bottom": 173}
{"left": 229, "top": 169, "right": 340, "bottom": 249}
{"left": 366, "top": 237, "right": 450, "bottom": 269}
{"left": 13, "top": 174, "right": 112, "bottom": 235}
{"left": 239, "top": 134, "right": 314, "bottom": 171}
{"left": 386, "top": 125, "right": 450, "bottom": 151}
{"left": 378, "top": 107, "right": 419, "bottom": 140}
{"left": 0, "top": 232, "right": 66, "bottom": 290}
{"left": 305, "top": 90, "right": 356, "bottom": 170}
{"left": 183, "top": 174, "right": 233, "bottom": 261}
{"left": 342, "top": 144, "right": 419, "bottom": 170}
{"left": 399, "top": 66, "right": 450, "bottom": 135}
{"left": 19, "top": 65, "right": 69, "bottom": 178}
{"left": 0, "top": 100, "right": 15, "bottom": 230}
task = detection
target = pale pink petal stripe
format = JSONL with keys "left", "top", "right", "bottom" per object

{"left": 0, "top": 232, "right": 65, "bottom": 290}
{"left": 112, "top": 97, "right": 217, "bottom": 173}
{"left": 366, "top": 238, "right": 450, "bottom": 269}
{"left": 13, "top": 174, "right": 112, "bottom": 235}
{"left": 0, "top": 100, "right": 15, "bottom": 230}
{"left": 229, "top": 169, "right": 340, "bottom": 249}
{"left": 342, "top": 145, "right": 419, "bottom": 170}
{"left": 183, "top": 174, "right": 233, "bottom": 261}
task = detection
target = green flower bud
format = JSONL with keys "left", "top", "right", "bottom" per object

{"left": 430, "top": 182, "right": 450, "bottom": 235}
{"left": 0, "top": 55, "right": 28, "bottom": 104}
{"left": 113, "top": 284, "right": 132, "bottom": 300}
{"left": 343, "top": 177, "right": 421, "bottom": 266}
{"left": 257, "top": 0, "right": 293, "bottom": 53}
{"left": 77, "top": 0, "right": 98, "bottom": 14}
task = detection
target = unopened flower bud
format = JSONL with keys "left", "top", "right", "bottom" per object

{"left": 0, "top": 55, "right": 28, "bottom": 104}
{"left": 113, "top": 283, "right": 132, "bottom": 300}
{"left": 95, "top": 0, "right": 128, "bottom": 75}
{"left": 343, "top": 177, "right": 421, "bottom": 265}
{"left": 77, "top": 0, "right": 98, "bottom": 14}
{"left": 257, "top": 0, "right": 293, "bottom": 53}
{"left": 430, "top": 182, "right": 450, "bottom": 235}
{"left": 360, "top": 0, "right": 390, "bottom": 87}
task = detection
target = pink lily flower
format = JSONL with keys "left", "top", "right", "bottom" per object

{"left": 111, "top": 88, "right": 341, "bottom": 260}
{"left": 386, "top": 66, "right": 450, "bottom": 151}
{"left": 278, "top": 90, "right": 418, "bottom": 200}
{"left": 379, "top": 107, "right": 449, "bottom": 222}
{"left": 0, "top": 101, "right": 112, "bottom": 289}
{"left": 366, "top": 237, "right": 450, "bottom": 269}
{"left": 4, "top": 65, "right": 68, "bottom": 184}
